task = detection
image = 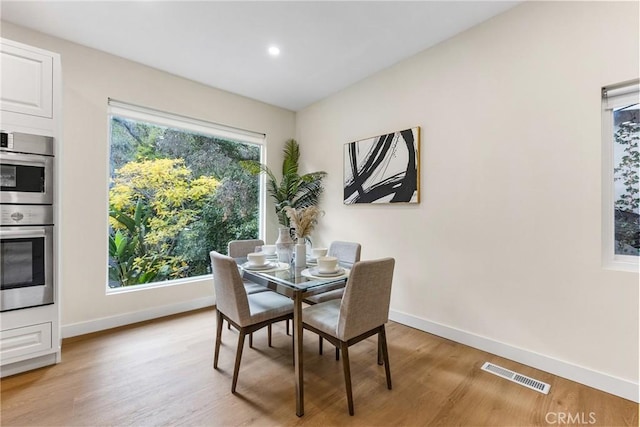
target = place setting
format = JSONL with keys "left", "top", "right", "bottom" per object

{"left": 241, "top": 250, "right": 288, "bottom": 272}
{"left": 302, "top": 255, "right": 349, "bottom": 279}
{"left": 259, "top": 244, "right": 279, "bottom": 260}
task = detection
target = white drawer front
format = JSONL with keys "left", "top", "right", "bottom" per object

{"left": 1, "top": 322, "right": 52, "bottom": 361}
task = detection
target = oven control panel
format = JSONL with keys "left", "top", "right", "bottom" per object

{"left": 0, "top": 205, "right": 53, "bottom": 226}
{"left": 0, "top": 132, "right": 53, "bottom": 156}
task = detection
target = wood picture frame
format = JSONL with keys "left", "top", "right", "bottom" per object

{"left": 343, "top": 127, "right": 420, "bottom": 204}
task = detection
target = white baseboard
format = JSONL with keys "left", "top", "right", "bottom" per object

{"left": 61, "top": 296, "right": 215, "bottom": 338}
{"left": 389, "top": 309, "right": 639, "bottom": 403}
{"left": 1, "top": 353, "right": 59, "bottom": 378}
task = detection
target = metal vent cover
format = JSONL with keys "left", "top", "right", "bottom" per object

{"left": 481, "top": 362, "right": 550, "bottom": 394}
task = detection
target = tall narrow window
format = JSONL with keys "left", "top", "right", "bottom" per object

{"left": 602, "top": 81, "right": 639, "bottom": 270}
{"left": 107, "top": 100, "right": 264, "bottom": 289}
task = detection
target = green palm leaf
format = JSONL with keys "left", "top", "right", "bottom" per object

{"left": 241, "top": 139, "right": 325, "bottom": 227}
{"left": 282, "top": 139, "right": 300, "bottom": 177}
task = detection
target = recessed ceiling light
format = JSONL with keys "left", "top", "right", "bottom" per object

{"left": 268, "top": 46, "right": 280, "bottom": 57}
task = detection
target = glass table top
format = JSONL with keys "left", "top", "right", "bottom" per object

{"left": 237, "top": 257, "right": 348, "bottom": 291}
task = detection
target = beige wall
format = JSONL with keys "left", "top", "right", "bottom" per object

{"left": 296, "top": 1, "right": 639, "bottom": 388}
{"left": 1, "top": 22, "right": 295, "bottom": 329}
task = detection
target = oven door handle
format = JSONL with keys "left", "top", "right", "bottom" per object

{"left": 0, "top": 229, "right": 47, "bottom": 238}
{"left": 0, "top": 151, "right": 51, "bottom": 167}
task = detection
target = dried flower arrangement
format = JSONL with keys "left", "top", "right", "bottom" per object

{"left": 284, "top": 206, "right": 323, "bottom": 241}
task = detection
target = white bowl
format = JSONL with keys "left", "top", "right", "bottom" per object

{"left": 312, "top": 247, "right": 328, "bottom": 258}
{"left": 247, "top": 252, "right": 266, "bottom": 266}
{"left": 262, "top": 244, "right": 277, "bottom": 255}
{"left": 317, "top": 256, "right": 338, "bottom": 273}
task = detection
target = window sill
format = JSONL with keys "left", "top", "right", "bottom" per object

{"left": 602, "top": 257, "right": 639, "bottom": 273}
{"left": 106, "top": 275, "right": 211, "bottom": 295}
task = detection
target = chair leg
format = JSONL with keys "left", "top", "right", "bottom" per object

{"left": 336, "top": 346, "right": 340, "bottom": 361}
{"left": 268, "top": 324, "right": 272, "bottom": 347}
{"left": 340, "top": 342, "right": 354, "bottom": 416}
{"left": 286, "top": 319, "right": 290, "bottom": 336}
{"left": 319, "top": 336, "right": 323, "bottom": 354}
{"left": 249, "top": 332, "right": 253, "bottom": 348}
{"left": 227, "top": 320, "right": 231, "bottom": 330}
{"left": 380, "top": 326, "right": 392, "bottom": 390}
{"left": 232, "top": 331, "right": 246, "bottom": 393}
{"left": 378, "top": 333, "right": 383, "bottom": 365}
{"left": 214, "top": 310, "right": 223, "bottom": 369}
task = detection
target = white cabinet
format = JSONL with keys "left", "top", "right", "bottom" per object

{"left": 0, "top": 38, "right": 61, "bottom": 377}
{"left": 0, "top": 38, "right": 60, "bottom": 133}
{"left": 1, "top": 43, "right": 54, "bottom": 119}
{"left": 0, "top": 303, "right": 60, "bottom": 377}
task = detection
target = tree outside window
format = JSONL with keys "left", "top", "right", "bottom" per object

{"left": 613, "top": 103, "right": 639, "bottom": 256}
{"left": 108, "top": 115, "right": 261, "bottom": 288}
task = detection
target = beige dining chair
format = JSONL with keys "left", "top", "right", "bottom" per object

{"left": 228, "top": 239, "right": 269, "bottom": 295}
{"left": 227, "top": 239, "right": 274, "bottom": 341}
{"left": 304, "top": 241, "right": 362, "bottom": 358}
{"left": 227, "top": 239, "right": 265, "bottom": 258}
{"left": 304, "top": 241, "right": 361, "bottom": 305}
{"left": 229, "top": 238, "right": 295, "bottom": 337}
{"left": 302, "top": 257, "right": 395, "bottom": 415}
{"left": 210, "top": 250, "right": 294, "bottom": 393}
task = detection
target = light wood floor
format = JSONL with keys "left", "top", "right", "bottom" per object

{"left": 1, "top": 308, "right": 637, "bottom": 426}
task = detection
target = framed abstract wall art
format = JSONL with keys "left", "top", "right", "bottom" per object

{"left": 343, "top": 127, "right": 420, "bottom": 204}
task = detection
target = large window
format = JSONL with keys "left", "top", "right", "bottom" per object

{"left": 602, "top": 81, "right": 639, "bottom": 270}
{"left": 107, "top": 101, "right": 264, "bottom": 289}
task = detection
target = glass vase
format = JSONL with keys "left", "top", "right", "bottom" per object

{"left": 276, "top": 227, "right": 294, "bottom": 264}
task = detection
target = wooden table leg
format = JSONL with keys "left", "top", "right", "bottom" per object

{"left": 294, "top": 291, "right": 304, "bottom": 416}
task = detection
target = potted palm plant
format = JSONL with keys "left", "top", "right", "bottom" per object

{"left": 243, "top": 138, "right": 326, "bottom": 228}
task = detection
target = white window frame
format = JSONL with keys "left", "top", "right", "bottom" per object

{"left": 106, "top": 99, "right": 267, "bottom": 292}
{"left": 601, "top": 80, "right": 640, "bottom": 272}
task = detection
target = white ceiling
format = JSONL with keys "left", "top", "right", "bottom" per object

{"left": 1, "top": 1, "right": 520, "bottom": 111}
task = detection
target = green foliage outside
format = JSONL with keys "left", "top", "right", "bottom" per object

{"left": 108, "top": 117, "right": 260, "bottom": 287}
{"left": 614, "top": 112, "right": 640, "bottom": 256}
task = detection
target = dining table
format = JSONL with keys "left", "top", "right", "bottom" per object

{"left": 236, "top": 257, "right": 349, "bottom": 417}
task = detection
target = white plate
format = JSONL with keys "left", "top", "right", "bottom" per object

{"left": 309, "top": 267, "right": 345, "bottom": 277}
{"left": 242, "top": 261, "right": 277, "bottom": 271}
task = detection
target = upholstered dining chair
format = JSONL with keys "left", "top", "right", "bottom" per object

{"left": 227, "top": 239, "right": 265, "bottom": 258}
{"left": 304, "top": 241, "right": 362, "bottom": 358}
{"left": 304, "top": 241, "right": 361, "bottom": 305}
{"left": 227, "top": 239, "right": 274, "bottom": 341}
{"left": 228, "top": 239, "right": 269, "bottom": 295}
{"left": 302, "top": 257, "right": 395, "bottom": 415}
{"left": 328, "top": 241, "right": 362, "bottom": 268}
{"left": 210, "top": 250, "right": 294, "bottom": 393}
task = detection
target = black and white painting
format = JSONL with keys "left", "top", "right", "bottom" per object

{"left": 343, "top": 127, "right": 420, "bottom": 204}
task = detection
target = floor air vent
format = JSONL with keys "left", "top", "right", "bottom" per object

{"left": 481, "top": 362, "right": 550, "bottom": 394}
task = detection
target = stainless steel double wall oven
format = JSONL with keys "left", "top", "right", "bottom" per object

{"left": 0, "top": 132, "right": 55, "bottom": 312}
